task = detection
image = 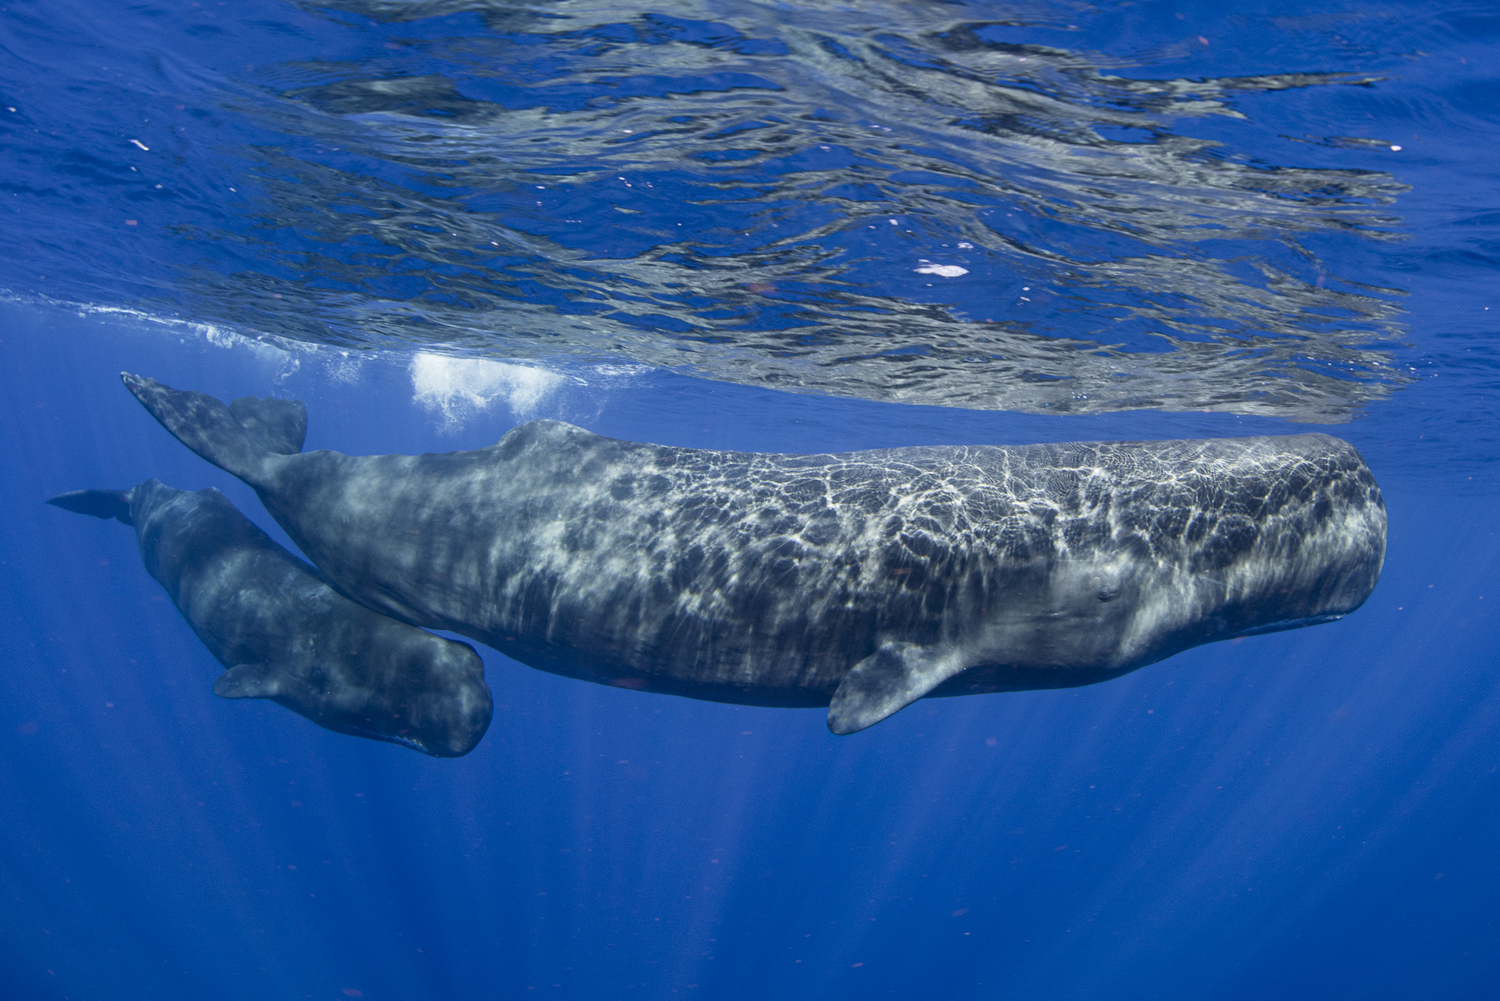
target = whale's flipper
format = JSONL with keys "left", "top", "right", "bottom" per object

{"left": 827, "top": 642, "right": 969, "bottom": 735}
{"left": 121, "top": 373, "right": 306, "bottom": 485}
{"left": 213, "top": 663, "right": 281, "bottom": 699}
{"left": 48, "top": 488, "right": 135, "bottom": 526}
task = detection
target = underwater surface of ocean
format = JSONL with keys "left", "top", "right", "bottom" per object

{"left": 1, "top": 0, "right": 1497, "bottom": 998}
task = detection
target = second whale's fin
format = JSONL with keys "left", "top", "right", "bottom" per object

{"left": 214, "top": 663, "right": 281, "bottom": 699}
{"left": 48, "top": 488, "right": 135, "bottom": 526}
{"left": 122, "top": 373, "right": 306, "bottom": 485}
{"left": 827, "top": 642, "right": 970, "bottom": 735}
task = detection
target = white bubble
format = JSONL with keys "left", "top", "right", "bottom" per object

{"left": 914, "top": 263, "right": 969, "bottom": 278}
{"left": 202, "top": 324, "right": 302, "bottom": 381}
{"left": 410, "top": 353, "right": 563, "bottom": 430}
{"left": 325, "top": 351, "right": 365, "bottom": 385}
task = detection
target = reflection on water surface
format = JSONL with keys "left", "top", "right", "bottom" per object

{"left": 6, "top": 0, "right": 1412, "bottom": 419}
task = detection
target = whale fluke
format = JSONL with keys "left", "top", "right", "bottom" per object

{"left": 121, "top": 372, "right": 305, "bottom": 485}
{"left": 228, "top": 394, "right": 307, "bottom": 456}
{"left": 48, "top": 488, "right": 135, "bottom": 525}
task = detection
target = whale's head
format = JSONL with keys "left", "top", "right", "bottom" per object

{"left": 335, "top": 632, "right": 493, "bottom": 758}
{"left": 399, "top": 638, "right": 494, "bottom": 758}
{"left": 1085, "top": 434, "right": 1390, "bottom": 670}
{"left": 955, "top": 434, "right": 1389, "bottom": 679}
{"left": 217, "top": 626, "right": 494, "bottom": 757}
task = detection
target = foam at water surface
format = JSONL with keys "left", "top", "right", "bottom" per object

{"left": 409, "top": 353, "right": 566, "bottom": 428}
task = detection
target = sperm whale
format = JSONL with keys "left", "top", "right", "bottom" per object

{"left": 50, "top": 476, "right": 492, "bottom": 756}
{"left": 122, "top": 373, "right": 1386, "bottom": 734}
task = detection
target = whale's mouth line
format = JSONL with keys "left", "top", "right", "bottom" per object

{"left": 344, "top": 723, "right": 429, "bottom": 755}
{"left": 1231, "top": 613, "right": 1346, "bottom": 638}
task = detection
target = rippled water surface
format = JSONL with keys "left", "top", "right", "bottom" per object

{"left": 6, "top": 0, "right": 1495, "bottom": 438}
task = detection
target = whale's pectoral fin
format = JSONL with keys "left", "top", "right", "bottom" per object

{"left": 48, "top": 489, "right": 134, "bottom": 526}
{"left": 827, "top": 642, "right": 968, "bottom": 735}
{"left": 214, "top": 663, "right": 281, "bottom": 700}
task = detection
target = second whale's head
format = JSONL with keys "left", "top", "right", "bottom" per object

{"left": 215, "top": 625, "right": 494, "bottom": 758}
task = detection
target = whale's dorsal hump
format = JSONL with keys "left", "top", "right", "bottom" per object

{"left": 827, "top": 642, "right": 970, "bottom": 735}
{"left": 493, "top": 419, "right": 608, "bottom": 451}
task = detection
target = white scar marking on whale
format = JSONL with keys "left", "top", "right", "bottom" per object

{"left": 410, "top": 354, "right": 564, "bottom": 430}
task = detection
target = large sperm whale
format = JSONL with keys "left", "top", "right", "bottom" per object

{"left": 122, "top": 373, "right": 1386, "bottom": 734}
{"left": 50, "top": 477, "right": 492, "bottom": 756}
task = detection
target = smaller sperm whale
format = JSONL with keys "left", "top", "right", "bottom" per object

{"left": 49, "top": 475, "right": 493, "bottom": 757}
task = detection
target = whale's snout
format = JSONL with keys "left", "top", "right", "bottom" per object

{"left": 414, "top": 640, "right": 494, "bottom": 758}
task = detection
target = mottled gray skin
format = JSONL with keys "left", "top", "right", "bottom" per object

{"left": 49, "top": 479, "right": 492, "bottom": 756}
{"left": 124, "top": 374, "right": 1386, "bottom": 734}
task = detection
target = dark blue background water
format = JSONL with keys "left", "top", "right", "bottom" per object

{"left": 2, "top": 0, "right": 1497, "bottom": 998}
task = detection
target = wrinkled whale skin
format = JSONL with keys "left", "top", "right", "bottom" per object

{"left": 123, "top": 375, "right": 1387, "bottom": 733}
{"left": 50, "top": 479, "right": 492, "bottom": 756}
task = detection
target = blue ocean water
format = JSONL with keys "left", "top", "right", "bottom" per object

{"left": 1, "top": 1, "right": 1497, "bottom": 998}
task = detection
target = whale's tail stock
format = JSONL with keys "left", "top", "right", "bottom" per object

{"left": 121, "top": 373, "right": 306, "bottom": 484}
